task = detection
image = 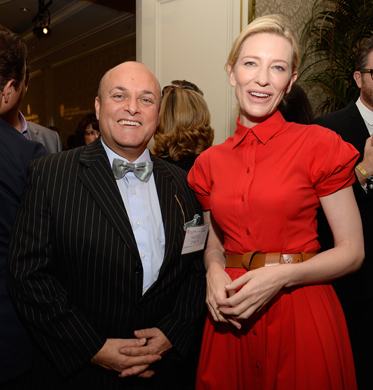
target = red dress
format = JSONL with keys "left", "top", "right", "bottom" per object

{"left": 188, "top": 111, "right": 359, "bottom": 390}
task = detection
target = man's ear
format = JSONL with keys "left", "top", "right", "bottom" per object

{"left": 2, "top": 79, "right": 14, "bottom": 104}
{"left": 94, "top": 96, "right": 100, "bottom": 120}
{"left": 228, "top": 64, "right": 236, "bottom": 87}
{"left": 354, "top": 71, "right": 362, "bottom": 88}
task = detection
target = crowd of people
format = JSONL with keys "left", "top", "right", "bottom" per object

{"left": 1, "top": 13, "right": 373, "bottom": 390}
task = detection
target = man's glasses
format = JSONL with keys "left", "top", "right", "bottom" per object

{"left": 360, "top": 69, "right": 373, "bottom": 79}
{"left": 161, "top": 85, "right": 195, "bottom": 97}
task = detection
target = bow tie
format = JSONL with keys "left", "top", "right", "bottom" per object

{"left": 112, "top": 159, "right": 153, "bottom": 182}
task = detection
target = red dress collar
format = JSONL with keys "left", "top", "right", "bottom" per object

{"left": 232, "top": 110, "right": 287, "bottom": 148}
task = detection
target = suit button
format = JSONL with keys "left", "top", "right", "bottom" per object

{"left": 137, "top": 305, "right": 143, "bottom": 311}
{"left": 135, "top": 266, "right": 142, "bottom": 273}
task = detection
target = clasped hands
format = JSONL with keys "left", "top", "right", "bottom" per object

{"left": 91, "top": 327, "right": 172, "bottom": 378}
{"left": 206, "top": 263, "right": 285, "bottom": 329}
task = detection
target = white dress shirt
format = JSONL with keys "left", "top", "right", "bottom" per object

{"left": 102, "top": 139, "right": 165, "bottom": 294}
{"left": 356, "top": 97, "right": 373, "bottom": 135}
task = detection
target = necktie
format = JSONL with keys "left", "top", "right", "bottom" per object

{"left": 112, "top": 158, "right": 153, "bottom": 182}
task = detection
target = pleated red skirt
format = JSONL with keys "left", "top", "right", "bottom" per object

{"left": 195, "top": 268, "right": 357, "bottom": 390}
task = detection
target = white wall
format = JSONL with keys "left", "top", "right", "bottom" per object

{"left": 137, "top": 0, "right": 252, "bottom": 145}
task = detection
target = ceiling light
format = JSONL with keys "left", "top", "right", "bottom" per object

{"left": 32, "top": 0, "right": 53, "bottom": 39}
{"left": 33, "top": 25, "right": 51, "bottom": 38}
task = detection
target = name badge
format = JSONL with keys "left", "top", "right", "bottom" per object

{"left": 181, "top": 223, "right": 210, "bottom": 254}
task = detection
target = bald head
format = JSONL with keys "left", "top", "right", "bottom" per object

{"left": 97, "top": 62, "right": 161, "bottom": 104}
{"left": 94, "top": 61, "right": 161, "bottom": 161}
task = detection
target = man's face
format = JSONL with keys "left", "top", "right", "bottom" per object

{"left": 95, "top": 62, "right": 161, "bottom": 161}
{"left": 355, "top": 51, "right": 373, "bottom": 111}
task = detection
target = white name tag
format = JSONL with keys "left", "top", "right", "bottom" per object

{"left": 181, "top": 223, "right": 210, "bottom": 254}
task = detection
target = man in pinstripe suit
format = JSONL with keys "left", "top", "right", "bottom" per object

{"left": 7, "top": 62, "right": 206, "bottom": 389}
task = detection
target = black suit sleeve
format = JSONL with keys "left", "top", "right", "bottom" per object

{"left": 156, "top": 243, "right": 205, "bottom": 359}
{"left": 7, "top": 160, "right": 105, "bottom": 379}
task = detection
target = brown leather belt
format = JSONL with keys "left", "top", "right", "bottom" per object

{"left": 225, "top": 251, "right": 317, "bottom": 271}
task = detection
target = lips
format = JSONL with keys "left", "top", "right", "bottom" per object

{"left": 118, "top": 120, "right": 141, "bottom": 126}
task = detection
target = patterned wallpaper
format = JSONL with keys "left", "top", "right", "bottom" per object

{"left": 255, "top": 0, "right": 313, "bottom": 41}
{"left": 254, "top": 0, "right": 325, "bottom": 116}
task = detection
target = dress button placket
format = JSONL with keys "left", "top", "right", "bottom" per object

{"left": 241, "top": 132, "right": 257, "bottom": 242}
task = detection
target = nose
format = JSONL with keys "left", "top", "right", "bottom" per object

{"left": 255, "top": 66, "right": 270, "bottom": 87}
{"left": 94, "top": 132, "right": 99, "bottom": 139}
{"left": 124, "top": 96, "right": 140, "bottom": 116}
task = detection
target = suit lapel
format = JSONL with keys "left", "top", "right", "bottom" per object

{"left": 151, "top": 155, "right": 184, "bottom": 279}
{"left": 27, "top": 125, "right": 46, "bottom": 148}
{"left": 78, "top": 140, "right": 141, "bottom": 261}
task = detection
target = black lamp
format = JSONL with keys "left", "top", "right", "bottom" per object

{"left": 32, "top": 0, "right": 53, "bottom": 39}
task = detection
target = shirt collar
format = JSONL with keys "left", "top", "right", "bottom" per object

{"left": 356, "top": 97, "right": 373, "bottom": 126}
{"left": 232, "top": 110, "right": 287, "bottom": 148}
{"left": 101, "top": 138, "right": 151, "bottom": 167}
{"left": 18, "top": 112, "right": 29, "bottom": 135}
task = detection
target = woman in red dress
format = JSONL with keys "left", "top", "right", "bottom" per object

{"left": 188, "top": 14, "right": 363, "bottom": 390}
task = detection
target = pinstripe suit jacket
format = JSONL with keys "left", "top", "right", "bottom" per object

{"left": 7, "top": 139, "right": 205, "bottom": 389}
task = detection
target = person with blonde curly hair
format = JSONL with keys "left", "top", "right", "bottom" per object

{"left": 153, "top": 84, "right": 214, "bottom": 172}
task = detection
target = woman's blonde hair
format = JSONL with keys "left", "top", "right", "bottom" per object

{"left": 226, "top": 14, "right": 299, "bottom": 73}
{"left": 153, "top": 87, "right": 214, "bottom": 161}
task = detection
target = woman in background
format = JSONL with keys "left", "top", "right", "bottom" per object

{"left": 188, "top": 14, "right": 363, "bottom": 390}
{"left": 153, "top": 85, "right": 214, "bottom": 172}
{"left": 74, "top": 113, "right": 100, "bottom": 147}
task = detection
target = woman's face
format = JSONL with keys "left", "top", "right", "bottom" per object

{"left": 229, "top": 33, "right": 298, "bottom": 128}
{"left": 84, "top": 124, "right": 100, "bottom": 144}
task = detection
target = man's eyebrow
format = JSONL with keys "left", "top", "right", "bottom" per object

{"left": 109, "top": 86, "right": 128, "bottom": 93}
{"left": 109, "top": 87, "right": 157, "bottom": 99}
{"left": 141, "top": 90, "right": 157, "bottom": 98}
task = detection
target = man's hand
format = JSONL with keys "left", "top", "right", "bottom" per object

{"left": 119, "top": 328, "right": 173, "bottom": 378}
{"left": 356, "top": 135, "right": 373, "bottom": 185}
{"left": 91, "top": 338, "right": 161, "bottom": 378}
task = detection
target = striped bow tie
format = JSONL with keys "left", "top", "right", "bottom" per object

{"left": 112, "top": 159, "right": 153, "bottom": 182}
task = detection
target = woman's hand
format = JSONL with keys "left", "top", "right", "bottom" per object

{"left": 217, "top": 265, "right": 289, "bottom": 326}
{"left": 205, "top": 262, "right": 234, "bottom": 323}
{"left": 202, "top": 210, "right": 240, "bottom": 327}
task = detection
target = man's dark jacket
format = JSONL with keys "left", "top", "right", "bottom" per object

{"left": 0, "top": 116, "right": 47, "bottom": 382}
{"left": 315, "top": 102, "right": 372, "bottom": 300}
{"left": 315, "top": 101, "right": 373, "bottom": 390}
{"left": 7, "top": 139, "right": 206, "bottom": 389}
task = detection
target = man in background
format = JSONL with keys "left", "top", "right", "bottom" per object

{"left": 7, "top": 61, "right": 205, "bottom": 389}
{"left": 0, "top": 28, "right": 47, "bottom": 389}
{"left": 1, "top": 62, "right": 62, "bottom": 153}
{"left": 315, "top": 36, "right": 373, "bottom": 390}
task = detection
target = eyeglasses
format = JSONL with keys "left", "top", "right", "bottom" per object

{"left": 360, "top": 69, "right": 373, "bottom": 79}
{"left": 161, "top": 85, "right": 195, "bottom": 97}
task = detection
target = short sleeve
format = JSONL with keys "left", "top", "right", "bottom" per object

{"left": 308, "top": 126, "right": 359, "bottom": 197}
{"left": 187, "top": 151, "right": 211, "bottom": 210}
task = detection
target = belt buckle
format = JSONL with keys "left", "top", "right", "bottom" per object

{"left": 281, "top": 253, "right": 304, "bottom": 264}
{"left": 281, "top": 254, "right": 293, "bottom": 264}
